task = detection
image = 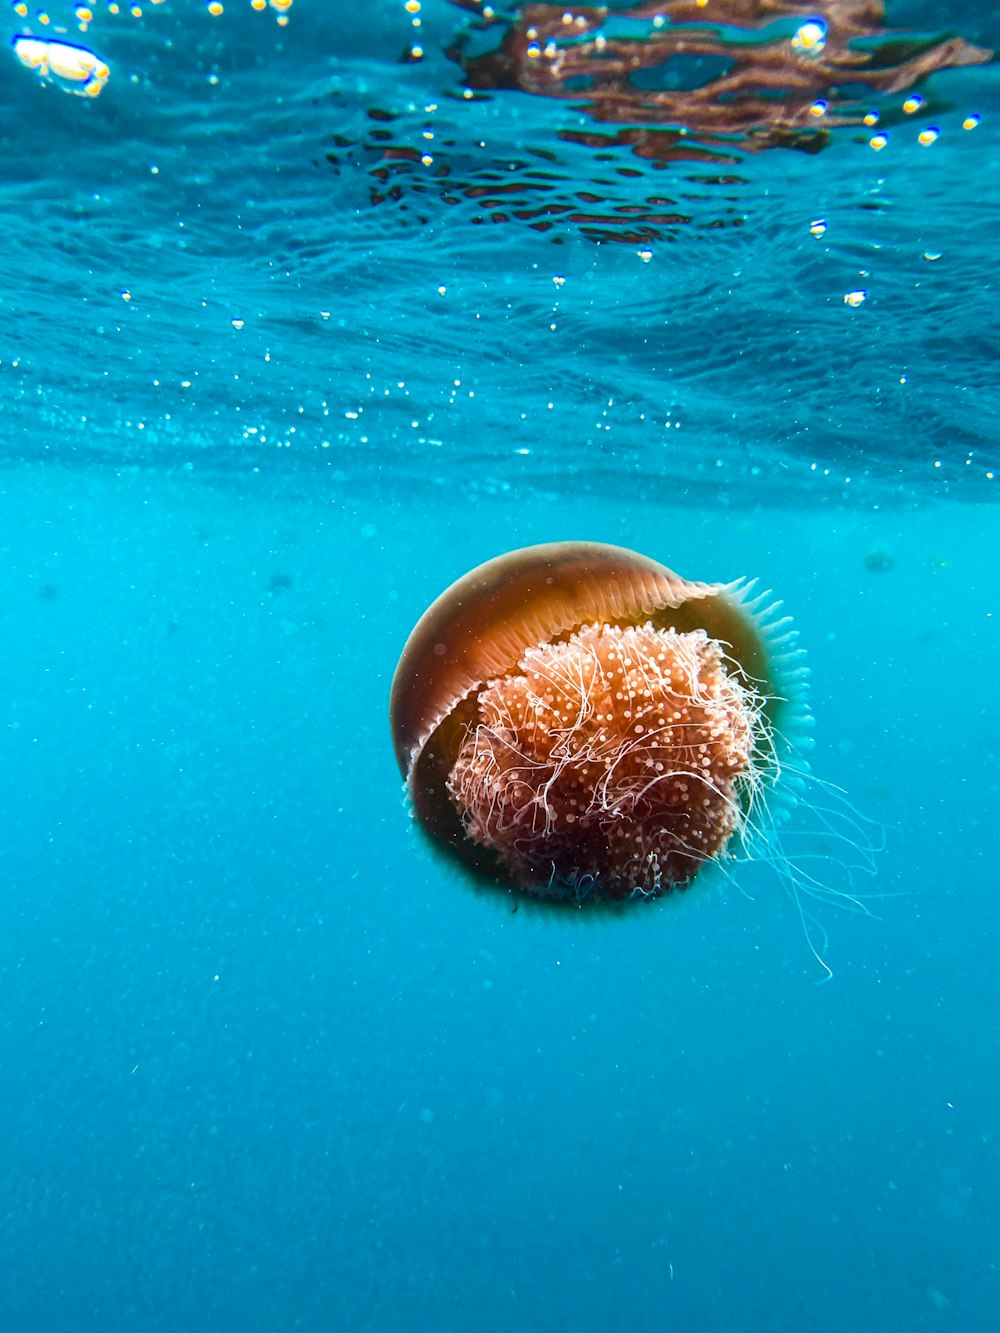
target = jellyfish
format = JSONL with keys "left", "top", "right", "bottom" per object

{"left": 390, "top": 541, "right": 807, "bottom": 906}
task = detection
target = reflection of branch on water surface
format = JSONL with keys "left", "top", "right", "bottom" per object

{"left": 446, "top": 0, "right": 991, "bottom": 161}
{"left": 340, "top": 1, "right": 991, "bottom": 243}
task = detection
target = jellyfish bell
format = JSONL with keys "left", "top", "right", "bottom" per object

{"left": 390, "top": 541, "right": 812, "bottom": 908}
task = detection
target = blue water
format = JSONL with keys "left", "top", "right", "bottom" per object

{"left": 1, "top": 2, "right": 998, "bottom": 1330}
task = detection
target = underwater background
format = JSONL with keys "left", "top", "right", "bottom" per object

{"left": 1, "top": 1, "right": 998, "bottom": 1329}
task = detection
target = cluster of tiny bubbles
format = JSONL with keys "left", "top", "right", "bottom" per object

{"left": 402, "top": 0, "right": 423, "bottom": 64}
{"left": 9, "top": 0, "right": 170, "bottom": 26}
{"left": 861, "top": 92, "right": 982, "bottom": 154}
{"left": 8, "top": 0, "right": 293, "bottom": 33}
{"left": 805, "top": 92, "right": 988, "bottom": 387}
{"left": 796, "top": 86, "right": 984, "bottom": 155}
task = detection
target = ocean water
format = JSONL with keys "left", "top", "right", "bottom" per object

{"left": 1, "top": 2, "right": 998, "bottom": 1331}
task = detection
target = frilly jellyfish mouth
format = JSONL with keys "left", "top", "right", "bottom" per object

{"left": 448, "top": 620, "right": 767, "bottom": 902}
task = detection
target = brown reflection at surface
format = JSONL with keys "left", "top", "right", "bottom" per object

{"left": 447, "top": 0, "right": 991, "bottom": 162}
{"left": 335, "top": 1, "right": 991, "bottom": 243}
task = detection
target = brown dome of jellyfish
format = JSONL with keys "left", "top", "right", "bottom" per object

{"left": 390, "top": 542, "right": 802, "bottom": 905}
